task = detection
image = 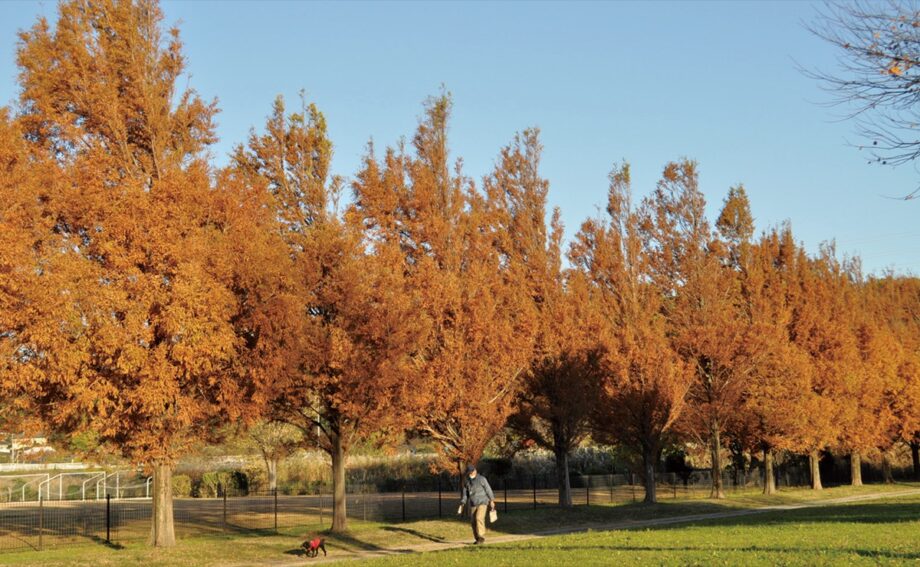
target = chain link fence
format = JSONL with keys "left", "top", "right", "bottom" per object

{"left": 1, "top": 462, "right": 907, "bottom": 554}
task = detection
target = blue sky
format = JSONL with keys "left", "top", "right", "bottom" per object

{"left": 1, "top": 1, "right": 918, "bottom": 274}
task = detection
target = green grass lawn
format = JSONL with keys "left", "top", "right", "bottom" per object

{"left": 0, "top": 483, "right": 917, "bottom": 566}
{"left": 362, "top": 493, "right": 920, "bottom": 566}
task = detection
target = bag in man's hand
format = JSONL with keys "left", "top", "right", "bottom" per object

{"left": 489, "top": 509, "right": 498, "bottom": 523}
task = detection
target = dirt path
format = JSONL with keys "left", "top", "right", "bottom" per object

{"left": 250, "top": 488, "right": 920, "bottom": 566}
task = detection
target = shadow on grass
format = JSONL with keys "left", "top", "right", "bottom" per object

{"left": 282, "top": 547, "right": 310, "bottom": 558}
{"left": 361, "top": 494, "right": 920, "bottom": 558}
{"left": 321, "top": 530, "right": 386, "bottom": 552}
{"left": 479, "top": 501, "right": 741, "bottom": 535}
{"left": 382, "top": 526, "right": 447, "bottom": 543}
{"left": 471, "top": 544, "right": 920, "bottom": 561}
{"left": 86, "top": 535, "right": 124, "bottom": 550}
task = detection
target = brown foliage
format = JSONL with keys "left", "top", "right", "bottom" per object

{"left": 234, "top": 95, "right": 422, "bottom": 531}
{"left": 571, "top": 163, "right": 692, "bottom": 503}
{"left": 637, "top": 160, "right": 749, "bottom": 498}
{"left": 4, "top": 1, "right": 920, "bottom": 538}
{"left": 352, "top": 95, "right": 537, "bottom": 471}
{"left": 4, "top": 0, "right": 274, "bottom": 545}
{"left": 735, "top": 226, "right": 813, "bottom": 458}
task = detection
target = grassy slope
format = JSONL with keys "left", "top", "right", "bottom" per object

{"left": 0, "top": 483, "right": 917, "bottom": 566}
{"left": 362, "top": 492, "right": 920, "bottom": 566}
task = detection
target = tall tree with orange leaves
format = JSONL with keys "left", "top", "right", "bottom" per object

{"left": 862, "top": 275, "right": 915, "bottom": 483}
{"left": 489, "top": 129, "right": 598, "bottom": 507}
{"left": 874, "top": 276, "right": 920, "bottom": 480}
{"left": 233, "top": 96, "right": 423, "bottom": 532}
{"left": 795, "top": 250, "right": 881, "bottom": 487}
{"left": 836, "top": 266, "right": 901, "bottom": 486}
{"left": 639, "top": 161, "right": 749, "bottom": 499}
{"left": 736, "top": 226, "right": 814, "bottom": 494}
{"left": 571, "top": 163, "right": 692, "bottom": 504}
{"left": 352, "top": 95, "right": 537, "bottom": 473}
{"left": 6, "top": 0, "right": 278, "bottom": 545}
{"left": 508, "top": 278, "right": 602, "bottom": 507}
{"left": 789, "top": 246, "right": 859, "bottom": 490}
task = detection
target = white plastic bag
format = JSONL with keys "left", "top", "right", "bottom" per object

{"left": 489, "top": 509, "right": 498, "bottom": 523}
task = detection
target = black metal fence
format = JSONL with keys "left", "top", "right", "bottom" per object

{"left": 0, "top": 464, "right": 906, "bottom": 554}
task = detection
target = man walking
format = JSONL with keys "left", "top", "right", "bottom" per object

{"left": 458, "top": 464, "right": 495, "bottom": 544}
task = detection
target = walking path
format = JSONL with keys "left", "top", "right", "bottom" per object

{"left": 253, "top": 488, "right": 920, "bottom": 566}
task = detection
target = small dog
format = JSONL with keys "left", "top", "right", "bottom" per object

{"left": 302, "top": 537, "right": 327, "bottom": 558}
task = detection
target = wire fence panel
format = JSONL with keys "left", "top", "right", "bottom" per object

{"left": 2, "top": 465, "right": 911, "bottom": 555}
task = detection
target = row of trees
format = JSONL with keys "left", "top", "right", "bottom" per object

{"left": 1, "top": 0, "right": 919, "bottom": 546}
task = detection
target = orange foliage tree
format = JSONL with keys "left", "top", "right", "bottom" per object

{"left": 233, "top": 96, "right": 422, "bottom": 532}
{"left": 4, "top": 0, "right": 280, "bottom": 545}
{"left": 638, "top": 161, "right": 749, "bottom": 499}
{"left": 736, "top": 226, "right": 814, "bottom": 494}
{"left": 570, "top": 163, "right": 691, "bottom": 503}
{"left": 874, "top": 276, "right": 920, "bottom": 480}
{"left": 352, "top": 95, "right": 537, "bottom": 473}
{"left": 794, "top": 253, "right": 899, "bottom": 488}
{"left": 498, "top": 137, "right": 601, "bottom": 505}
{"left": 508, "top": 275, "right": 601, "bottom": 507}
{"left": 489, "top": 129, "right": 599, "bottom": 507}
{"left": 838, "top": 269, "right": 901, "bottom": 486}
{"left": 788, "top": 246, "right": 860, "bottom": 490}
{"left": 6, "top": 0, "right": 920, "bottom": 533}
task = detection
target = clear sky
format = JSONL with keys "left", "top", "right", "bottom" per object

{"left": 1, "top": 1, "right": 918, "bottom": 274}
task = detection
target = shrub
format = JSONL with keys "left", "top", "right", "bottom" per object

{"left": 172, "top": 474, "right": 193, "bottom": 498}
{"left": 199, "top": 471, "right": 234, "bottom": 497}
{"left": 243, "top": 463, "right": 267, "bottom": 492}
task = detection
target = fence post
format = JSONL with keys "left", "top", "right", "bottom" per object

{"left": 586, "top": 479, "right": 590, "bottom": 506}
{"left": 318, "top": 490, "right": 323, "bottom": 527}
{"left": 38, "top": 496, "right": 44, "bottom": 551}
{"left": 437, "top": 476, "right": 442, "bottom": 518}
{"left": 532, "top": 476, "right": 537, "bottom": 510}
{"left": 503, "top": 478, "right": 508, "bottom": 513}
{"left": 222, "top": 489, "right": 227, "bottom": 532}
{"left": 631, "top": 476, "right": 636, "bottom": 503}
{"left": 363, "top": 483, "right": 368, "bottom": 522}
{"left": 105, "top": 494, "right": 111, "bottom": 545}
{"left": 401, "top": 484, "right": 406, "bottom": 522}
{"left": 274, "top": 488, "right": 278, "bottom": 533}
{"left": 673, "top": 483, "right": 677, "bottom": 499}
{"left": 609, "top": 474, "right": 614, "bottom": 503}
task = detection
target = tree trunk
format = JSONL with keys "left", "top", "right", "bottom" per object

{"left": 809, "top": 450, "right": 823, "bottom": 490}
{"left": 762, "top": 447, "right": 776, "bottom": 495}
{"left": 149, "top": 462, "right": 176, "bottom": 547}
{"left": 554, "top": 448, "right": 572, "bottom": 507}
{"left": 709, "top": 422, "right": 725, "bottom": 499}
{"left": 643, "top": 445, "right": 658, "bottom": 504}
{"left": 730, "top": 444, "right": 747, "bottom": 488}
{"left": 330, "top": 432, "right": 347, "bottom": 532}
{"left": 881, "top": 451, "right": 894, "bottom": 484}
{"left": 458, "top": 460, "right": 466, "bottom": 495}
{"left": 850, "top": 451, "right": 862, "bottom": 486}
{"left": 910, "top": 441, "right": 920, "bottom": 481}
{"left": 266, "top": 456, "right": 278, "bottom": 492}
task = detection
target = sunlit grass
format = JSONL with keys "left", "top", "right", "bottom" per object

{"left": 0, "top": 482, "right": 917, "bottom": 566}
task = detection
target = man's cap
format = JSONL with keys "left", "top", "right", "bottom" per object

{"left": 465, "top": 464, "right": 476, "bottom": 473}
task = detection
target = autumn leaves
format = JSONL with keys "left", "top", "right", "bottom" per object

{"left": 2, "top": 0, "right": 920, "bottom": 549}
